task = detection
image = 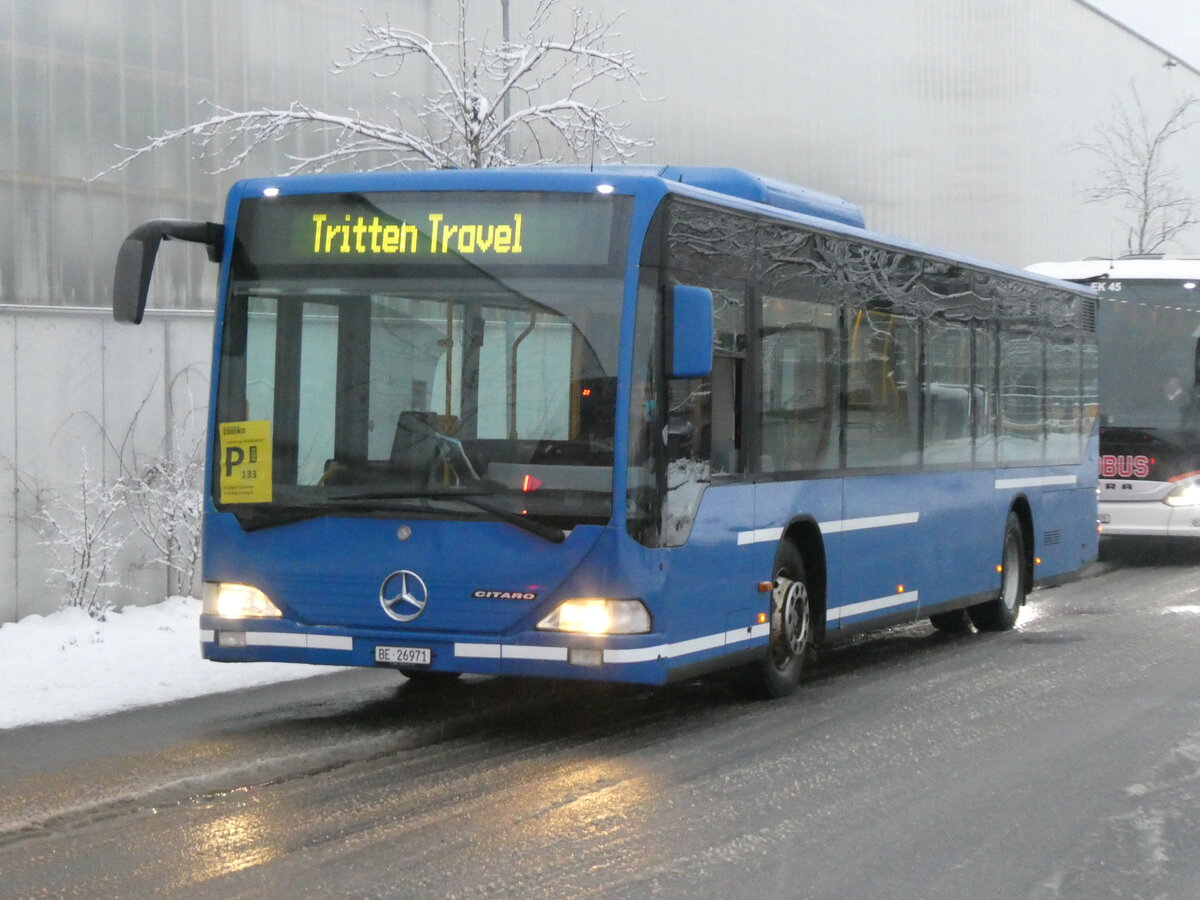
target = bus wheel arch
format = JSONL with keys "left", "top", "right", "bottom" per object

{"left": 741, "top": 520, "right": 826, "bottom": 699}
{"left": 1008, "top": 496, "right": 1035, "bottom": 594}
{"left": 969, "top": 501, "right": 1032, "bottom": 631}
{"left": 780, "top": 519, "right": 828, "bottom": 646}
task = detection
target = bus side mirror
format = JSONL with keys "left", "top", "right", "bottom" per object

{"left": 113, "top": 219, "right": 224, "bottom": 324}
{"left": 667, "top": 285, "right": 713, "bottom": 378}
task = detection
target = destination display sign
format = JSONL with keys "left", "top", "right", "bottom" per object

{"left": 234, "top": 190, "right": 628, "bottom": 272}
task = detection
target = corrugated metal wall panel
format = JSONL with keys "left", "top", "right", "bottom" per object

{"left": 4, "top": 1, "right": 1200, "bottom": 620}
{"left": 503, "top": 0, "right": 1200, "bottom": 266}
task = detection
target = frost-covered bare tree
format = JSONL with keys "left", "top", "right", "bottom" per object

{"left": 1076, "top": 86, "right": 1200, "bottom": 255}
{"left": 109, "top": 375, "right": 207, "bottom": 600}
{"left": 120, "top": 418, "right": 204, "bottom": 599}
{"left": 16, "top": 372, "right": 207, "bottom": 615}
{"left": 31, "top": 451, "right": 125, "bottom": 621}
{"left": 98, "top": 0, "right": 653, "bottom": 176}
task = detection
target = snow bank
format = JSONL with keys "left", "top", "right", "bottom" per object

{"left": 0, "top": 597, "right": 339, "bottom": 730}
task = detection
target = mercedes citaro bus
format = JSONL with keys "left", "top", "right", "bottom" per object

{"left": 113, "top": 166, "right": 1098, "bottom": 697}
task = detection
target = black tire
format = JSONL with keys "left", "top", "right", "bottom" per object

{"left": 969, "top": 511, "right": 1027, "bottom": 632}
{"left": 746, "top": 543, "right": 812, "bottom": 699}
{"left": 929, "top": 609, "right": 973, "bottom": 633}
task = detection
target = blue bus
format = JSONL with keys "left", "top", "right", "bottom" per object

{"left": 113, "top": 166, "right": 1098, "bottom": 697}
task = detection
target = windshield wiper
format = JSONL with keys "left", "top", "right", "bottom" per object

{"left": 230, "top": 499, "right": 442, "bottom": 532}
{"left": 328, "top": 488, "right": 566, "bottom": 543}
{"left": 330, "top": 487, "right": 494, "bottom": 501}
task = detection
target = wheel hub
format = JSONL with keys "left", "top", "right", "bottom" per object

{"left": 772, "top": 576, "right": 810, "bottom": 659}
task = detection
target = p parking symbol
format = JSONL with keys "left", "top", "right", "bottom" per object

{"left": 224, "top": 446, "right": 245, "bottom": 477}
{"left": 218, "top": 420, "right": 272, "bottom": 504}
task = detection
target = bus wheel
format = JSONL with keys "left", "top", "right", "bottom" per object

{"left": 750, "top": 544, "right": 811, "bottom": 698}
{"left": 969, "top": 512, "right": 1026, "bottom": 632}
{"left": 929, "top": 610, "right": 973, "bottom": 633}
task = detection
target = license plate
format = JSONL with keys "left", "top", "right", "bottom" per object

{"left": 375, "top": 645, "right": 432, "bottom": 666}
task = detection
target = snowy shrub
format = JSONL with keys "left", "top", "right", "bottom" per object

{"left": 31, "top": 453, "right": 125, "bottom": 621}
{"left": 120, "top": 427, "right": 204, "bottom": 598}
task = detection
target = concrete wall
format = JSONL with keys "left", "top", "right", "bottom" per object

{"left": 0, "top": 306, "right": 213, "bottom": 622}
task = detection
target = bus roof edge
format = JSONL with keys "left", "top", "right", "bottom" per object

{"left": 656, "top": 166, "right": 865, "bottom": 229}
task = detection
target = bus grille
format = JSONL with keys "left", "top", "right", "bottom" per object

{"left": 1079, "top": 298, "right": 1097, "bottom": 332}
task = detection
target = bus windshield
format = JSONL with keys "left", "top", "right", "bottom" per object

{"left": 215, "top": 191, "right": 631, "bottom": 532}
{"left": 1094, "top": 279, "right": 1200, "bottom": 430}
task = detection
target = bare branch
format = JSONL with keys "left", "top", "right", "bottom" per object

{"left": 30, "top": 448, "right": 125, "bottom": 620}
{"left": 1074, "top": 85, "right": 1200, "bottom": 254}
{"left": 92, "top": 0, "right": 656, "bottom": 178}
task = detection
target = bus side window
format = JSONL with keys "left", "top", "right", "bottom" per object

{"left": 923, "top": 318, "right": 972, "bottom": 464}
{"left": 1046, "top": 337, "right": 1082, "bottom": 462}
{"left": 845, "top": 307, "right": 920, "bottom": 468}
{"left": 999, "top": 329, "right": 1046, "bottom": 464}
{"left": 973, "top": 326, "right": 998, "bottom": 465}
{"left": 760, "top": 295, "right": 839, "bottom": 473}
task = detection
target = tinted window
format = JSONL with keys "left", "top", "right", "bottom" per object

{"left": 760, "top": 296, "right": 839, "bottom": 473}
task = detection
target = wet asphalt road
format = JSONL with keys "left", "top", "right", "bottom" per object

{"left": 3, "top": 537, "right": 1200, "bottom": 899}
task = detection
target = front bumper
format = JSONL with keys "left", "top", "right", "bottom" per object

{"left": 1099, "top": 500, "right": 1200, "bottom": 537}
{"left": 200, "top": 615, "right": 770, "bottom": 685}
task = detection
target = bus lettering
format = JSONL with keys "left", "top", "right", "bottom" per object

{"left": 310, "top": 212, "right": 523, "bottom": 257}
{"left": 1099, "top": 454, "right": 1151, "bottom": 478}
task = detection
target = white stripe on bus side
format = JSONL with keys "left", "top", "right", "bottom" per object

{"left": 454, "top": 623, "right": 771, "bottom": 666}
{"left": 831, "top": 590, "right": 920, "bottom": 622}
{"left": 821, "top": 512, "right": 920, "bottom": 533}
{"left": 737, "top": 511, "right": 919, "bottom": 545}
{"left": 994, "top": 475, "right": 1078, "bottom": 489}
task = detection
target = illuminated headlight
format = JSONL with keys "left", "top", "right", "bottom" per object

{"left": 1165, "top": 480, "right": 1200, "bottom": 507}
{"left": 537, "top": 599, "right": 651, "bottom": 635}
{"left": 203, "top": 582, "right": 282, "bottom": 618}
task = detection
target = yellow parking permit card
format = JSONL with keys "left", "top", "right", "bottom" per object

{"left": 218, "top": 420, "right": 273, "bottom": 504}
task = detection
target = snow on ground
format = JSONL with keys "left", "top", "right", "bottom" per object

{"left": 0, "top": 596, "right": 1051, "bottom": 732}
{"left": 0, "top": 597, "right": 339, "bottom": 730}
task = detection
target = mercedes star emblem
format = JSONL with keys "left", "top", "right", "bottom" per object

{"left": 379, "top": 570, "right": 429, "bottom": 622}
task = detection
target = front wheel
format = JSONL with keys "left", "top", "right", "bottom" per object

{"left": 746, "top": 544, "right": 812, "bottom": 699}
{"left": 969, "top": 511, "right": 1027, "bottom": 631}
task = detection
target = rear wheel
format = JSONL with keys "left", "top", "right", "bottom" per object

{"left": 929, "top": 609, "right": 973, "bottom": 633}
{"left": 747, "top": 543, "right": 812, "bottom": 698}
{"left": 969, "top": 511, "right": 1027, "bottom": 632}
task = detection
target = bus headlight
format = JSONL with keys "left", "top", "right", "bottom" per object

{"left": 1165, "top": 479, "right": 1200, "bottom": 507}
{"left": 203, "top": 582, "right": 282, "bottom": 618}
{"left": 537, "top": 599, "right": 651, "bottom": 635}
